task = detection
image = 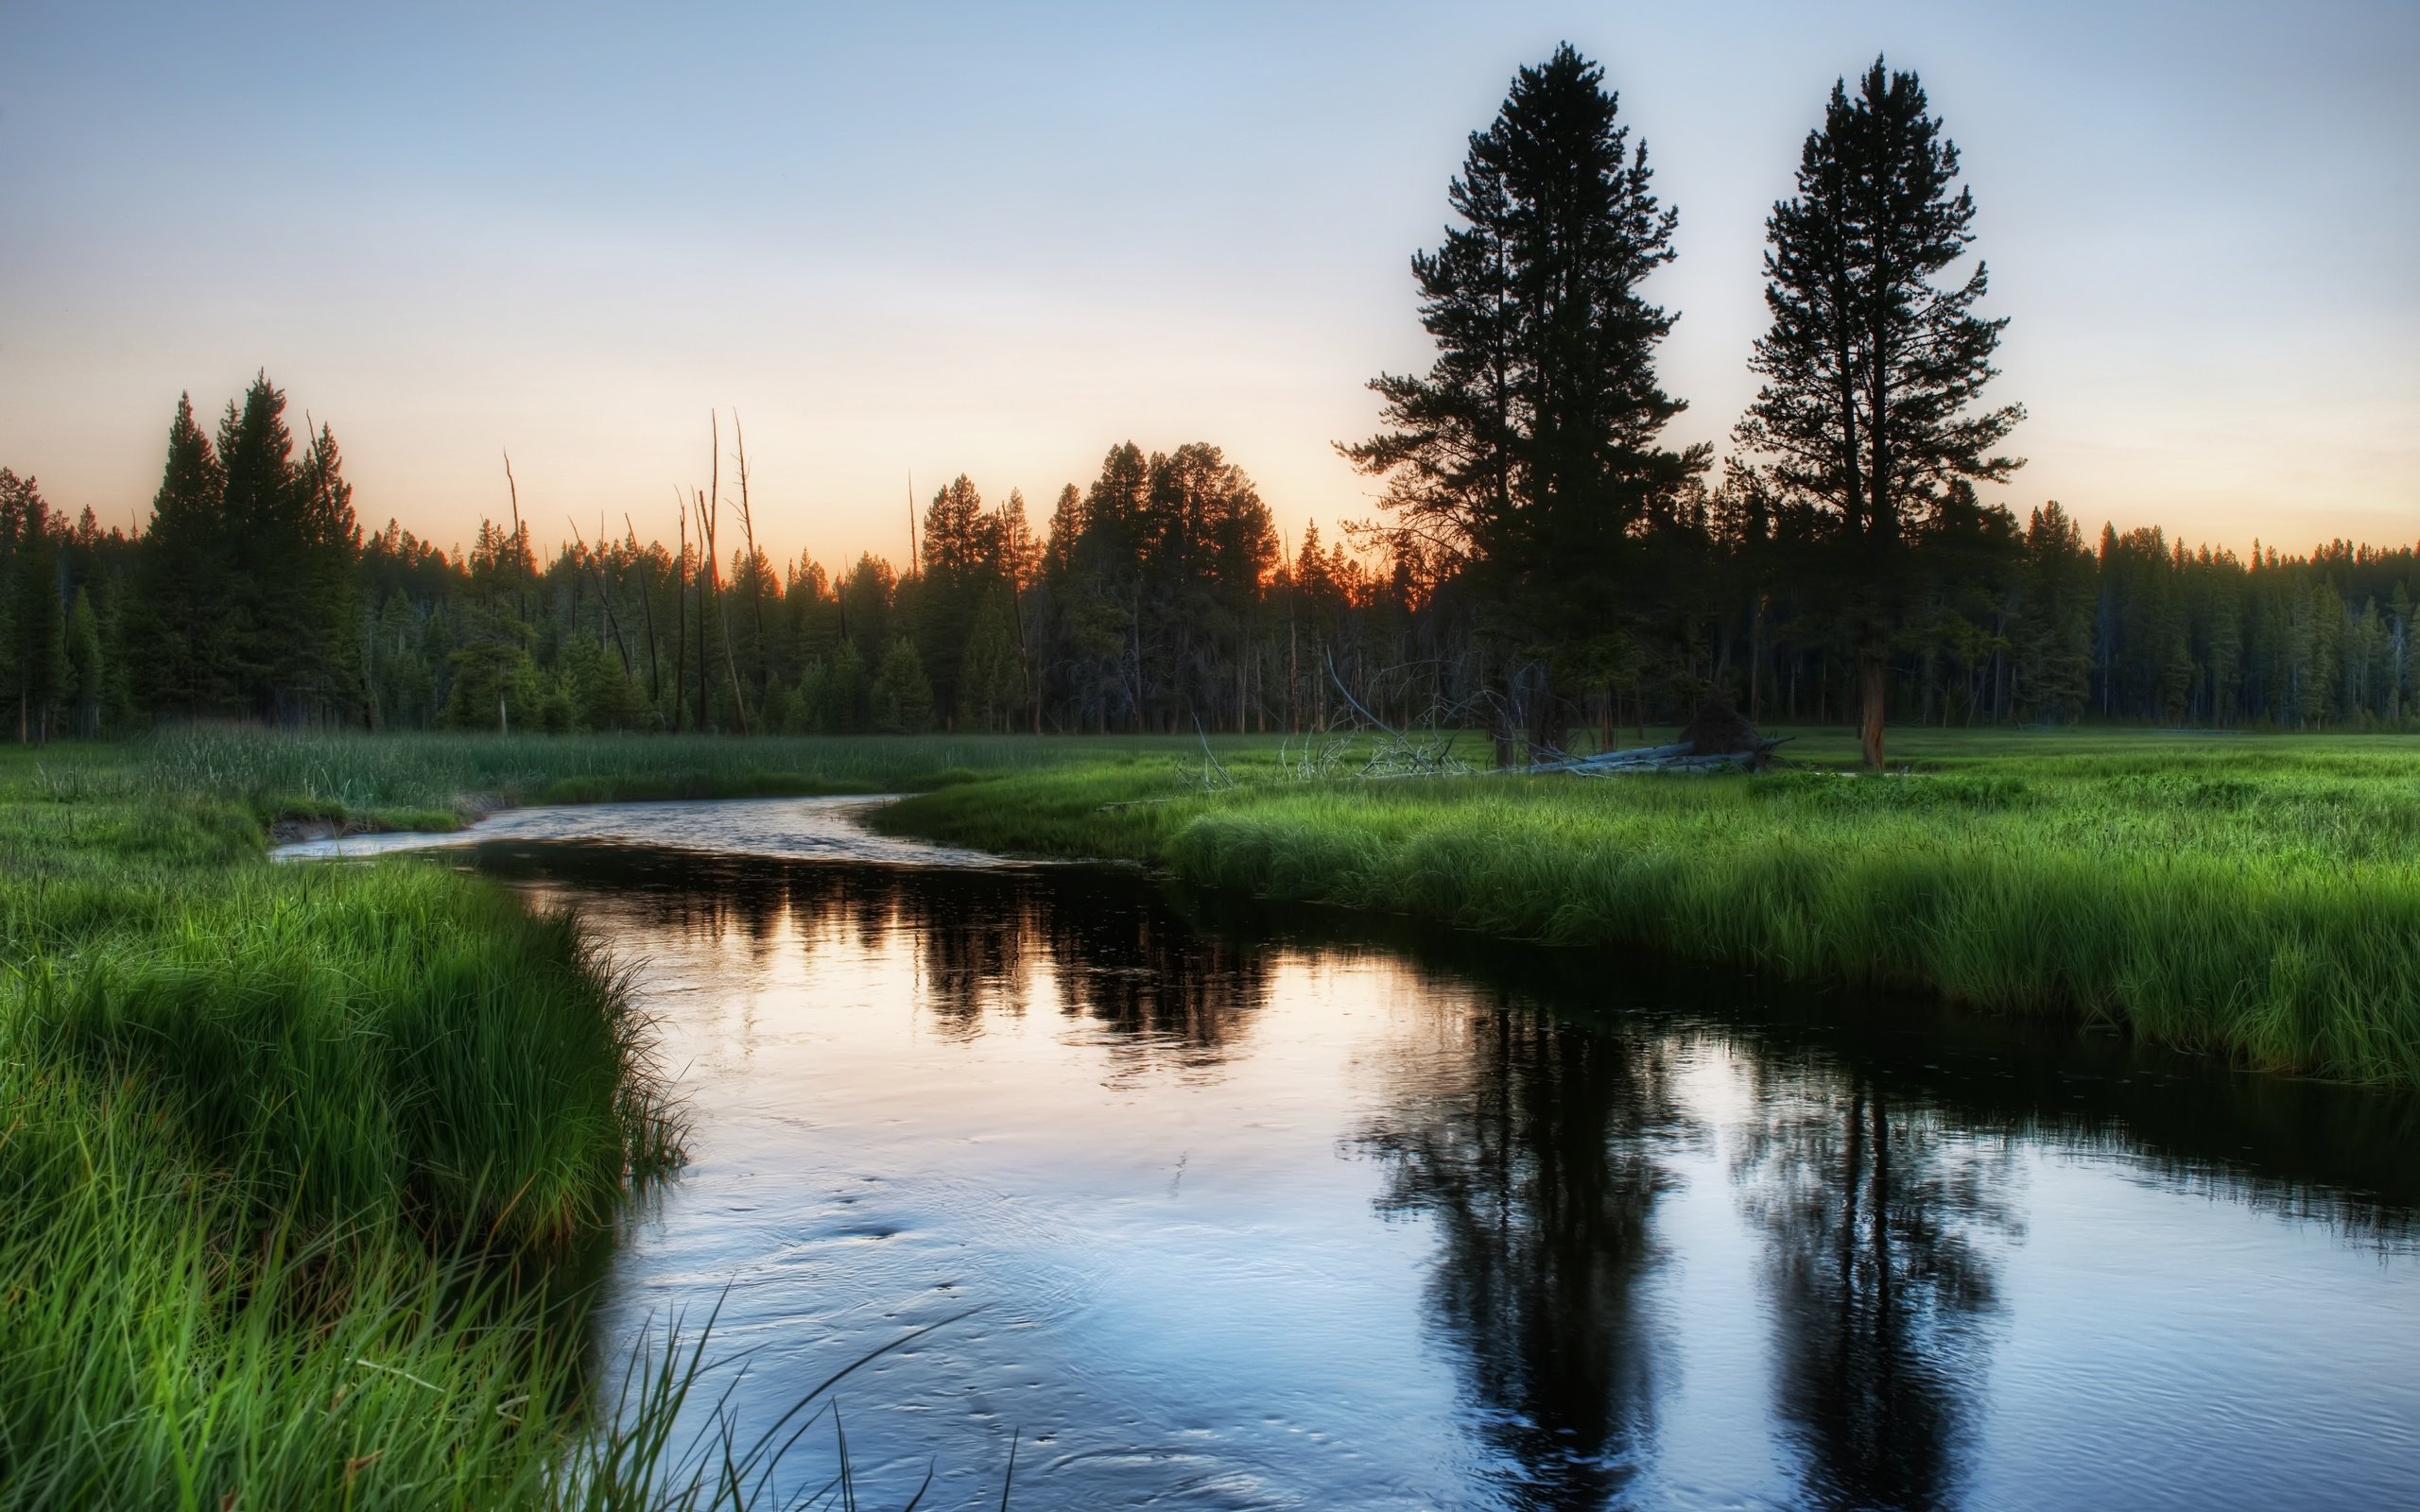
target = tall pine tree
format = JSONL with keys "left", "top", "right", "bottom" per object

{"left": 1735, "top": 59, "right": 2023, "bottom": 767}
{"left": 127, "top": 394, "right": 231, "bottom": 715}
{"left": 1345, "top": 43, "right": 1703, "bottom": 760}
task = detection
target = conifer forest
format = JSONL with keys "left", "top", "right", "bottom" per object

{"left": 5, "top": 55, "right": 2411, "bottom": 760}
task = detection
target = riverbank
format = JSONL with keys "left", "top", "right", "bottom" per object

{"left": 0, "top": 747, "right": 694, "bottom": 1506}
{"left": 873, "top": 729, "right": 2420, "bottom": 1088}
{"left": 114, "top": 723, "right": 2418, "bottom": 1087}
{"left": 0, "top": 729, "right": 1215, "bottom": 1505}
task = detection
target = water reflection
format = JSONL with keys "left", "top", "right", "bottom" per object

{"left": 1359, "top": 1005, "right": 1688, "bottom": 1507}
{"left": 444, "top": 830, "right": 2420, "bottom": 1510}
{"left": 1736, "top": 1064, "right": 2018, "bottom": 1511}
{"left": 484, "top": 841, "right": 1271, "bottom": 1068}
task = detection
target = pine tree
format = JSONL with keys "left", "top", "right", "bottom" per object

{"left": 66, "top": 588, "right": 103, "bottom": 737}
{"left": 872, "top": 637, "right": 934, "bottom": 733}
{"left": 1735, "top": 59, "right": 2024, "bottom": 767}
{"left": 127, "top": 394, "right": 230, "bottom": 716}
{"left": 1345, "top": 43, "right": 1703, "bottom": 759}
{"left": 957, "top": 588, "right": 1025, "bottom": 731}
{"left": 2011, "top": 503, "right": 2093, "bottom": 721}
{"left": 915, "top": 474, "right": 994, "bottom": 724}
{"left": 0, "top": 473, "right": 71, "bottom": 743}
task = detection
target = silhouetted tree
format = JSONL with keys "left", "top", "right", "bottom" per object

{"left": 1347, "top": 43, "right": 1704, "bottom": 761}
{"left": 1735, "top": 60, "right": 2023, "bottom": 768}
{"left": 125, "top": 394, "right": 231, "bottom": 715}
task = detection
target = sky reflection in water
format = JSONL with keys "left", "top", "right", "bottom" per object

{"left": 422, "top": 799, "right": 2418, "bottom": 1511}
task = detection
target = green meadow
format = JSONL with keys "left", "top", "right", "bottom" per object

{"left": 3, "top": 722, "right": 2414, "bottom": 1503}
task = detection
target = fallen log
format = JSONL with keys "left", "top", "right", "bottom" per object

{"left": 1518, "top": 737, "right": 1789, "bottom": 775}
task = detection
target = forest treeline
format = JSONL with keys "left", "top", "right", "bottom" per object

{"left": 2, "top": 384, "right": 2411, "bottom": 745}
{"left": 1, "top": 48, "right": 2411, "bottom": 749}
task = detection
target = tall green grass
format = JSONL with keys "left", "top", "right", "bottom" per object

{"left": 879, "top": 731, "right": 2420, "bottom": 1087}
{"left": 0, "top": 732, "right": 1031, "bottom": 1507}
{"left": 0, "top": 751, "right": 712, "bottom": 1507}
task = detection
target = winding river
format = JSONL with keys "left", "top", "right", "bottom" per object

{"left": 281, "top": 798, "right": 2420, "bottom": 1510}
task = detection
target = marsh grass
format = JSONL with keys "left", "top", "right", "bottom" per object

{"left": 0, "top": 737, "right": 978, "bottom": 1508}
{"left": 879, "top": 729, "right": 2420, "bottom": 1087}
{"left": 113, "top": 726, "right": 1216, "bottom": 828}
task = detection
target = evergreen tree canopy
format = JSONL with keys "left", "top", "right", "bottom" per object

{"left": 1345, "top": 43, "right": 1704, "bottom": 754}
{"left": 1734, "top": 58, "right": 2024, "bottom": 766}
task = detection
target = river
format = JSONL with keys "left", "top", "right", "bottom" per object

{"left": 281, "top": 797, "right": 2420, "bottom": 1510}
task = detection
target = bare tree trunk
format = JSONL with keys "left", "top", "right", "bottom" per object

{"left": 1287, "top": 614, "right": 1299, "bottom": 734}
{"left": 1748, "top": 593, "right": 1765, "bottom": 723}
{"left": 671, "top": 495, "right": 689, "bottom": 733}
{"left": 733, "top": 414, "right": 767, "bottom": 724}
{"left": 567, "top": 516, "right": 633, "bottom": 673}
{"left": 628, "top": 514, "right": 661, "bottom": 707}
{"left": 705, "top": 415, "right": 748, "bottom": 735}
{"left": 692, "top": 490, "right": 708, "bottom": 731}
{"left": 1858, "top": 639, "right": 1888, "bottom": 770}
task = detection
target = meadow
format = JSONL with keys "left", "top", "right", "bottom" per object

{"left": 3, "top": 721, "right": 2413, "bottom": 1504}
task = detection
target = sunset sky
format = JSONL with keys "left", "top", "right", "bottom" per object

{"left": 3, "top": 1, "right": 2412, "bottom": 567}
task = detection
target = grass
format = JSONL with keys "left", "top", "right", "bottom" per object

{"left": 0, "top": 733, "right": 994, "bottom": 1509}
{"left": 873, "top": 726, "right": 2420, "bottom": 1089}
{"left": 71, "top": 722, "right": 2420, "bottom": 1089}
{"left": 112, "top": 725, "right": 1208, "bottom": 828}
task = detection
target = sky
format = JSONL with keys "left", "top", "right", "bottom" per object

{"left": 3, "top": 1, "right": 2413, "bottom": 567}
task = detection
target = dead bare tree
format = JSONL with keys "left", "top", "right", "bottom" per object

{"left": 565, "top": 516, "right": 633, "bottom": 674}
{"left": 700, "top": 413, "right": 749, "bottom": 734}
{"left": 731, "top": 412, "right": 768, "bottom": 721}
{"left": 627, "top": 512, "right": 661, "bottom": 708}
{"left": 502, "top": 451, "right": 531, "bottom": 623}
{"left": 671, "top": 488, "right": 689, "bottom": 733}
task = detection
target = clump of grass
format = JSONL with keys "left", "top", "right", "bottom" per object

{"left": 0, "top": 750, "right": 690, "bottom": 1504}
{"left": 0, "top": 736, "right": 1017, "bottom": 1506}
{"left": 880, "top": 730, "right": 2420, "bottom": 1087}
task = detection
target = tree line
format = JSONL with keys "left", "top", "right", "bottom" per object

{"left": 2, "top": 48, "right": 2411, "bottom": 752}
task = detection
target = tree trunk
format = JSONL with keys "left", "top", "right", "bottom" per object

{"left": 1858, "top": 640, "right": 1888, "bottom": 770}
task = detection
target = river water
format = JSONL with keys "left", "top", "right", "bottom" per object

{"left": 283, "top": 798, "right": 2420, "bottom": 1509}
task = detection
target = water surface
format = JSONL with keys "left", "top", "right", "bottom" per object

{"left": 343, "top": 799, "right": 2420, "bottom": 1509}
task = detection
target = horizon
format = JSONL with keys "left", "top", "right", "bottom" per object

{"left": 3, "top": 1, "right": 2414, "bottom": 566}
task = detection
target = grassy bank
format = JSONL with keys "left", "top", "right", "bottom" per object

{"left": 67, "top": 723, "right": 2420, "bottom": 1088}
{"left": 0, "top": 728, "right": 1206, "bottom": 1507}
{"left": 0, "top": 747, "right": 699, "bottom": 1507}
{"left": 876, "top": 729, "right": 2420, "bottom": 1088}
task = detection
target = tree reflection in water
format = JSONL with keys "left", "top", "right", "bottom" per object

{"left": 1357, "top": 999, "right": 1692, "bottom": 1509}
{"left": 1733, "top": 1057, "right": 2022, "bottom": 1511}
{"left": 485, "top": 840, "right": 2410, "bottom": 1509}
{"left": 1357, "top": 981, "right": 2023, "bottom": 1512}
{"left": 496, "top": 845, "right": 1272, "bottom": 1071}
